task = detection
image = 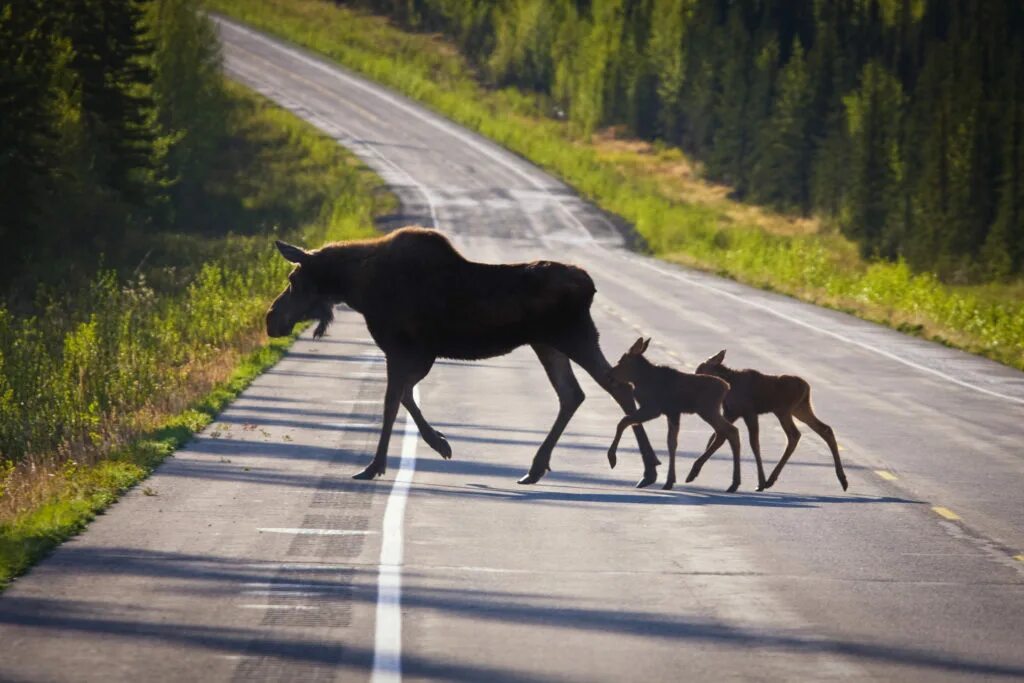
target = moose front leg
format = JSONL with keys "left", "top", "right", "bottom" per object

{"left": 402, "top": 387, "right": 452, "bottom": 460}
{"left": 353, "top": 361, "right": 409, "bottom": 480}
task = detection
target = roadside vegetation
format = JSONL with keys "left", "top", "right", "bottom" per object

{"left": 0, "top": 0, "right": 386, "bottom": 586}
{"left": 208, "top": 0, "right": 1024, "bottom": 371}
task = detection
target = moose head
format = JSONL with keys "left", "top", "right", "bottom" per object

{"left": 266, "top": 240, "right": 335, "bottom": 339}
{"left": 609, "top": 336, "right": 652, "bottom": 386}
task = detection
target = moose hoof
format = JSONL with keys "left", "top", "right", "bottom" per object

{"left": 685, "top": 470, "right": 700, "bottom": 483}
{"left": 662, "top": 480, "right": 675, "bottom": 491}
{"left": 635, "top": 472, "right": 657, "bottom": 489}
{"left": 763, "top": 476, "right": 777, "bottom": 489}
{"left": 607, "top": 450, "right": 617, "bottom": 469}
{"left": 839, "top": 477, "right": 849, "bottom": 491}
{"left": 435, "top": 432, "right": 453, "bottom": 460}
{"left": 352, "top": 465, "right": 384, "bottom": 480}
{"left": 517, "top": 472, "right": 542, "bottom": 485}
{"left": 725, "top": 482, "right": 739, "bottom": 493}
{"left": 756, "top": 480, "right": 767, "bottom": 492}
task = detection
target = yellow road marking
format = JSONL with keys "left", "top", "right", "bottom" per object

{"left": 875, "top": 470, "right": 897, "bottom": 481}
{"left": 932, "top": 506, "right": 961, "bottom": 521}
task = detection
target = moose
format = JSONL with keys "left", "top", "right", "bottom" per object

{"left": 266, "top": 226, "right": 661, "bottom": 487}
{"left": 606, "top": 338, "right": 743, "bottom": 491}
{"left": 691, "top": 350, "right": 848, "bottom": 491}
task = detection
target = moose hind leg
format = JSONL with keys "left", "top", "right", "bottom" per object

{"left": 794, "top": 400, "right": 847, "bottom": 491}
{"left": 518, "top": 344, "right": 585, "bottom": 485}
{"left": 568, "top": 333, "right": 660, "bottom": 488}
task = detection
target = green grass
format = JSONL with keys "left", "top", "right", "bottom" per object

{"left": 207, "top": 0, "right": 1024, "bottom": 372}
{"left": 0, "top": 335, "right": 295, "bottom": 587}
{"left": 0, "top": 81, "right": 388, "bottom": 587}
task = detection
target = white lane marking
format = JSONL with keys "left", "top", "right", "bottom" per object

{"left": 619, "top": 253, "right": 1024, "bottom": 406}
{"left": 258, "top": 528, "right": 377, "bottom": 536}
{"left": 372, "top": 385, "right": 420, "bottom": 683}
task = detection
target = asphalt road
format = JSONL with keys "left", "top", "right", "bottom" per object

{"left": 1, "top": 16, "right": 1022, "bottom": 682}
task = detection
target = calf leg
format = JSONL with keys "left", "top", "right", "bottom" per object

{"left": 743, "top": 414, "right": 768, "bottom": 491}
{"left": 793, "top": 399, "right": 848, "bottom": 491}
{"left": 568, "top": 334, "right": 660, "bottom": 488}
{"left": 688, "top": 411, "right": 741, "bottom": 491}
{"left": 608, "top": 405, "right": 663, "bottom": 468}
{"left": 518, "top": 344, "right": 585, "bottom": 485}
{"left": 764, "top": 413, "right": 802, "bottom": 489}
{"left": 663, "top": 415, "right": 680, "bottom": 490}
{"left": 353, "top": 354, "right": 430, "bottom": 480}
{"left": 687, "top": 414, "right": 738, "bottom": 483}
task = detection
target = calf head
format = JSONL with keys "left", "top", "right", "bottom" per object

{"left": 266, "top": 241, "right": 334, "bottom": 339}
{"left": 696, "top": 349, "right": 727, "bottom": 377}
{"left": 609, "top": 337, "right": 652, "bottom": 385}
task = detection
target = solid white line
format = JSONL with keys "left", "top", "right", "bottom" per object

{"left": 621, "top": 253, "right": 1024, "bottom": 406}
{"left": 371, "top": 385, "right": 420, "bottom": 683}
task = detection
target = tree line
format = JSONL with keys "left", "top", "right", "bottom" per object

{"left": 0, "top": 0, "right": 224, "bottom": 291}
{"left": 349, "top": 0, "right": 1024, "bottom": 280}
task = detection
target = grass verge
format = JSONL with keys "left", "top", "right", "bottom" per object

{"left": 0, "top": 334, "right": 295, "bottom": 588}
{"left": 206, "top": 0, "right": 1024, "bottom": 371}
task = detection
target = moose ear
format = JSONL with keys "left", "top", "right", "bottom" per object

{"left": 706, "top": 349, "right": 726, "bottom": 366}
{"left": 641, "top": 337, "right": 652, "bottom": 354}
{"left": 276, "top": 240, "right": 309, "bottom": 264}
{"left": 628, "top": 337, "right": 646, "bottom": 355}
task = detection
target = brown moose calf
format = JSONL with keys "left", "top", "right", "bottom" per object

{"left": 607, "top": 338, "right": 742, "bottom": 491}
{"left": 693, "top": 350, "right": 848, "bottom": 491}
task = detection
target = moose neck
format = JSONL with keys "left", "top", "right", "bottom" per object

{"left": 309, "top": 244, "right": 372, "bottom": 311}
{"left": 712, "top": 364, "right": 739, "bottom": 383}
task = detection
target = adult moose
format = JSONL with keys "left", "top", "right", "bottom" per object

{"left": 266, "top": 226, "right": 660, "bottom": 486}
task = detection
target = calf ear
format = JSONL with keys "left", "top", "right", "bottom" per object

{"left": 641, "top": 337, "right": 652, "bottom": 354}
{"left": 628, "top": 337, "right": 646, "bottom": 355}
{"left": 275, "top": 240, "right": 309, "bottom": 264}
{"left": 705, "top": 349, "right": 726, "bottom": 366}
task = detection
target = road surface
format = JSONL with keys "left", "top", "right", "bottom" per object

{"left": 0, "top": 16, "right": 1022, "bottom": 682}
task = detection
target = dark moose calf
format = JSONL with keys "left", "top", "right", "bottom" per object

{"left": 693, "top": 350, "right": 848, "bottom": 491}
{"left": 606, "top": 338, "right": 742, "bottom": 491}
{"left": 266, "top": 226, "right": 661, "bottom": 487}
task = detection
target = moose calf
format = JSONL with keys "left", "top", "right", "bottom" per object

{"left": 607, "top": 338, "right": 743, "bottom": 491}
{"left": 693, "top": 350, "right": 848, "bottom": 491}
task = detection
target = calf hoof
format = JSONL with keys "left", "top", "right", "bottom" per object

{"left": 635, "top": 471, "right": 657, "bottom": 489}
{"left": 517, "top": 471, "right": 543, "bottom": 485}
{"left": 725, "top": 482, "right": 739, "bottom": 493}
{"left": 434, "top": 432, "right": 453, "bottom": 460}
{"left": 756, "top": 479, "right": 767, "bottom": 492}
{"left": 607, "top": 450, "right": 617, "bottom": 469}
{"left": 685, "top": 469, "right": 701, "bottom": 484}
{"left": 839, "top": 476, "right": 849, "bottom": 491}
{"left": 662, "top": 480, "right": 675, "bottom": 491}
{"left": 352, "top": 464, "right": 384, "bottom": 480}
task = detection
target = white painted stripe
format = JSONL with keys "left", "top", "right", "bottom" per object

{"left": 622, "top": 254, "right": 1024, "bottom": 406}
{"left": 257, "top": 528, "right": 377, "bottom": 536}
{"left": 371, "top": 385, "right": 420, "bottom": 683}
